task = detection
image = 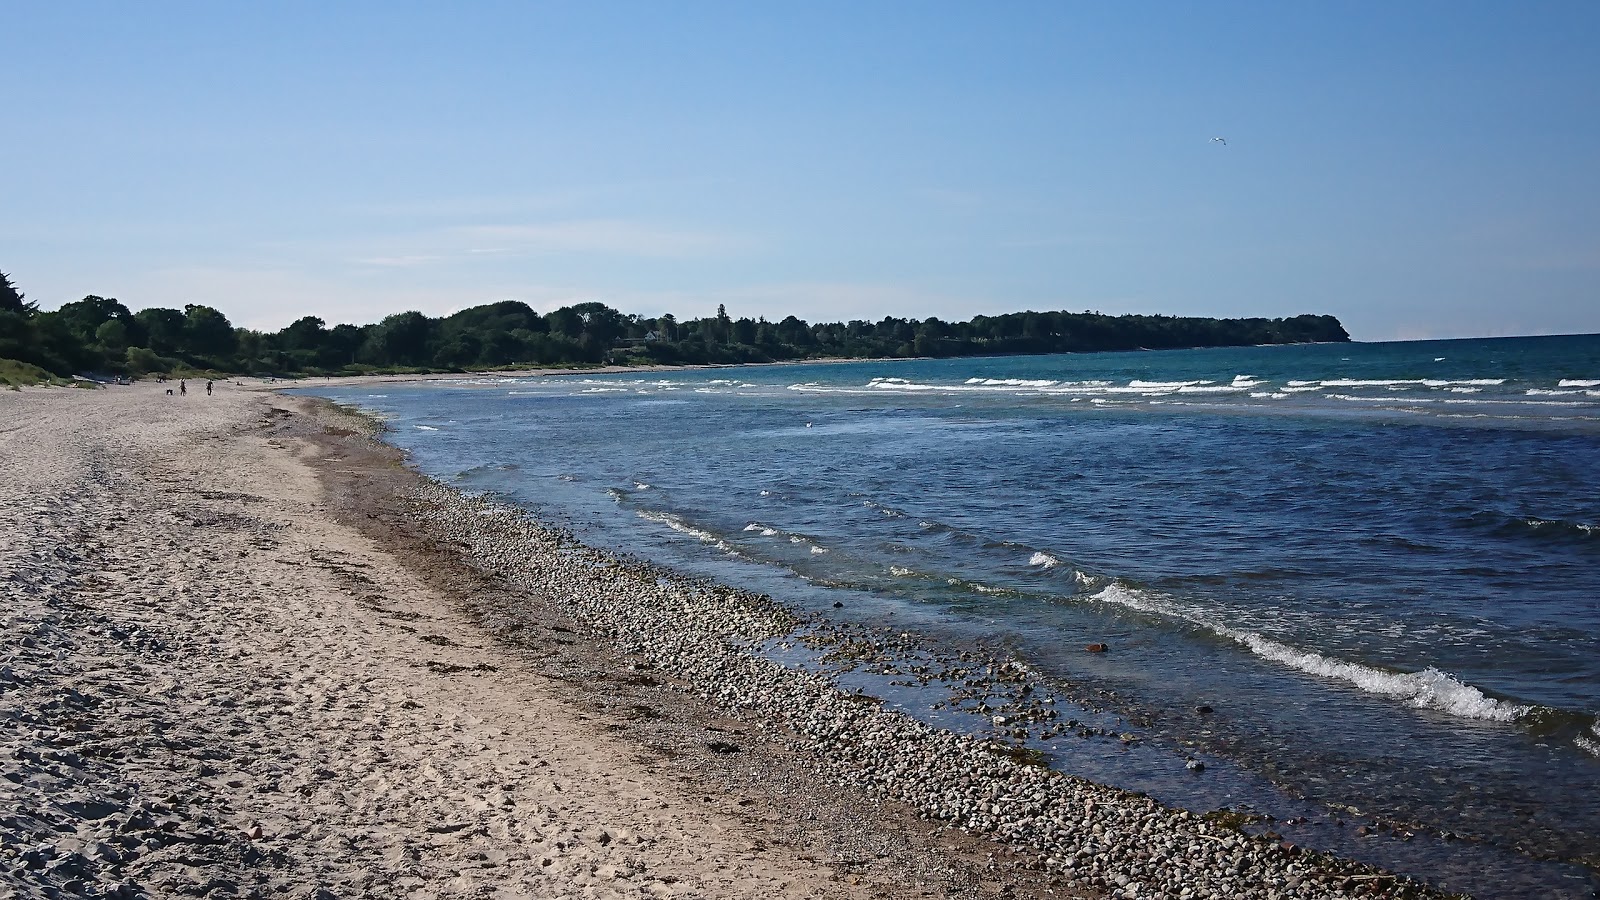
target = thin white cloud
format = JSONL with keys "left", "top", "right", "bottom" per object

{"left": 351, "top": 254, "right": 447, "bottom": 267}
{"left": 448, "top": 219, "right": 750, "bottom": 258}
{"left": 334, "top": 218, "right": 750, "bottom": 270}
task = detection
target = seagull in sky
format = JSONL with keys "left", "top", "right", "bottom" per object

{"left": 1212, "top": 136, "right": 1227, "bottom": 145}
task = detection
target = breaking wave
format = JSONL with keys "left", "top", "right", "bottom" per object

{"left": 637, "top": 510, "right": 739, "bottom": 555}
{"left": 1089, "top": 584, "right": 1534, "bottom": 723}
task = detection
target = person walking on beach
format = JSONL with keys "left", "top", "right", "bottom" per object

{"left": 206, "top": 380, "right": 213, "bottom": 395}
{"left": 180, "top": 379, "right": 187, "bottom": 395}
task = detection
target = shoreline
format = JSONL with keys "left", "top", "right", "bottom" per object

{"left": 1, "top": 381, "right": 1464, "bottom": 898}
{"left": 287, "top": 391, "right": 1472, "bottom": 899}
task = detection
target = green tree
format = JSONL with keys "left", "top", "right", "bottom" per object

{"left": 135, "top": 308, "right": 188, "bottom": 354}
{"left": 366, "top": 311, "right": 434, "bottom": 366}
{"left": 183, "top": 305, "right": 238, "bottom": 360}
{"left": 0, "top": 271, "right": 34, "bottom": 314}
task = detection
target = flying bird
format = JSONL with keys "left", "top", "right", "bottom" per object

{"left": 1212, "top": 137, "right": 1227, "bottom": 145}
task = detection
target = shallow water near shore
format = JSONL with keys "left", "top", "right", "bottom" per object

{"left": 301, "top": 334, "right": 1600, "bottom": 897}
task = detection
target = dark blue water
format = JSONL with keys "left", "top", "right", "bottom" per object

{"left": 306, "top": 335, "right": 1600, "bottom": 892}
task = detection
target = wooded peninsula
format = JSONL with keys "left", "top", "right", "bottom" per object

{"left": 1, "top": 269, "right": 1349, "bottom": 383}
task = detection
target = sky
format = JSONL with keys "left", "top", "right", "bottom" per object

{"left": 4, "top": 2, "right": 1598, "bottom": 341}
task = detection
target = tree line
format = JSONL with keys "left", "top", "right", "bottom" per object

{"left": 1, "top": 269, "right": 1349, "bottom": 380}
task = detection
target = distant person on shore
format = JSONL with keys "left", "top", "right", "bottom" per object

{"left": 180, "top": 380, "right": 187, "bottom": 395}
{"left": 206, "top": 380, "right": 213, "bottom": 395}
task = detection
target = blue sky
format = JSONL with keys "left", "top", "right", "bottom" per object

{"left": 5, "top": 2, "right": 1597, "bottom": 340}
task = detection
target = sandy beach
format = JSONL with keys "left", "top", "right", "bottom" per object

{"left": 1, "top": 382, "right": 1453, "bottom": 899}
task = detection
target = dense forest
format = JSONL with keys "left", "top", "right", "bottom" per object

{"left": 1, "top": 269, "right": 1349, "bottom": 381}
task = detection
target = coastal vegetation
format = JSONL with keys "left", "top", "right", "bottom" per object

{"left": 0, "top": 269, "right": 1349, "bottom": 380}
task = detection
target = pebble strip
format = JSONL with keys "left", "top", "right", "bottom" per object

{"left": 410, "top": 482, "right": 1460, "bottom": 900}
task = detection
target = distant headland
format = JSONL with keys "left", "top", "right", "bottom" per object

{"left": 1, "top": 269, "right": 1348, "bottom": 383}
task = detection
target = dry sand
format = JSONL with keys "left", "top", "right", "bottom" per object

{"left": 0, "top": 382, "right": 1061, "bottom": 899}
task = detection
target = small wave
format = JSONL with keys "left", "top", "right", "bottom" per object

{"left": 890, "top": 566, "right": 916, "bottom": 577}
{"left": 1578, "top": 721, "right": 1600, "bottom": 757}
{"left": 1089, "top": 585, "right": 1532, "bottom": 722}
{"left": 743, "top": 523, "right": 780, "bottom": 537}
{"left": 1129, "top": 380, "right": 1204, "bottom": 389}
{"left": 1519, "top": 517, "right": 1599, "bottom": 541}
{"left": 1558, "top": 379, "right": 1600, "bottom": 388}
{"left": 414, "top": 424, "right": 440, "bottom": 431}
{"left": 810, "top": 546, "right": 828, "bottom": 554}
{"left": 1177, "top": 384, "right": 1250, "bottom": 394}
{"left": 866, "top": 377, "right": 937, "bottom": 392}
{"left": 865, "top": 500, "right": 909, "bottom": 518}
{"left": 637, "top": 511, "right": 738, "bottom": 554}
{"left": 1322, "top": 378, "right": 1424, "bottom": 387}
{"left": 1326, "top": 394, "right": 1438, "bottom": 404}
{"left": 1029, "top": 552, "right": 1062, "bottom": 569}
{"left": 964, "top": 377, "right": 1062, "bottom": 388}
{"left": 1527, "top": 389, "right": 1580, "bottom": 397}
{"left": 1250, "top": 392, "right": 1291, "bottom": 399}
{"left": 633, "top": 481, "right": 652, "bottom": 490}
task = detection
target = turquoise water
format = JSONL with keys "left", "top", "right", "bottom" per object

{"left": 307, "top": 334, "right": 1600, "bottom": 895}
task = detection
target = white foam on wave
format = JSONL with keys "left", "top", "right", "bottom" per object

{"left": 964, "top": 377, "right": 1062, "bottom": 388}
{"left": 1327, "top": 394, "right": 1438, "bottom": 404}
{"left": 1178, "top": 384, "right": 1249, "bottom": 394}
{"left": 1447, "top": 397, "right": 1589, "bottom": 406}
{"left": 1526, "top": 518, "right": 1598, "bottom": 535}
{"left": 1558, "top": 379, "right": 1600, "bottom": 388}
{"left": 1088, "top": 584, "right": 1533, "bottom": 723}
{"left": 633, "top": 481, "right": 652, "bottom": 490}
{"left": 865, "top": 501, "right": 907, "bottom": 518}
{"left": 1578, "top": 721, "right": 1600, "bottom": 757}
{"left": 1250, "top": 392, "right": 1291, "bottom": 399}
{"left": 1129, "top": 380, "right": 1204, "bottom": 389}
{"left": 743, "top": 522, "right": 780, "bottom": 537}
{"left": 810, "top": 546, "right": 828, "bottom": 554}
{"left": 890, "top": 566, "right": 916, "bottom": 577}
{"left": 1423, "top": 379, "right": 1505, "bottom": 387}
{"left": 414, "top": 424, "right": 440, "bottom": 431}
{"left": 867, "top": 377, "right": 936, "bottom": 392}
{"left": 637, "top": 511, "right": 737, "bottom": 554}
{"left": 1527, "top": 389, "right": 1580, "bottom": 396}
{"left": 1323, "top": 378, "right": 1423, "bottom": 387}
{"left": 1029, "top": 552, "right": 1062, "bottom": 569}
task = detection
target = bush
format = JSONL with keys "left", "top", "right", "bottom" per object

{"left": 0, "top": 358, "right": 69, "bottom": 387}
{"left": 124, "top": 346, "right": 181, "bottom": 375}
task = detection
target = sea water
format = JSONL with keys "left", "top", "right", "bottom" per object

{"left": 304, "top": 334, "right": 1600, "bottom": 896}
